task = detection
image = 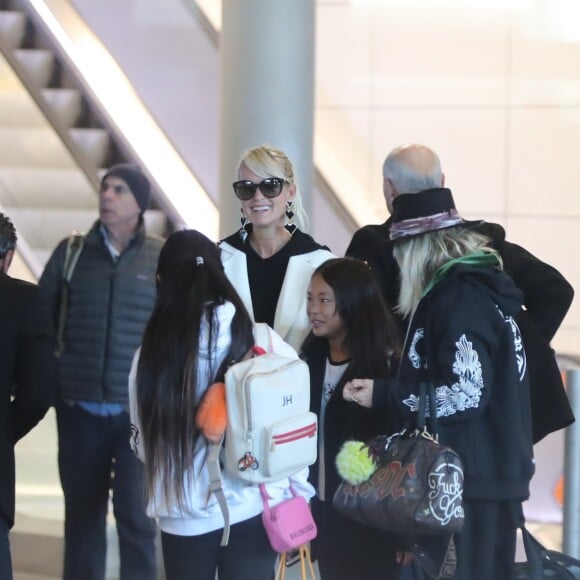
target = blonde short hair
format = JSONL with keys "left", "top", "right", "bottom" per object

{"left": 393, "top": 227, "right": 499, "bottom": 317}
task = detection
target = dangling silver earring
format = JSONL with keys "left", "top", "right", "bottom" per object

{"left": 240, "top": 210, "right": 251, "bottom": 243}
{"left": 284, "top": 200, "right": 297, "bottom": 237}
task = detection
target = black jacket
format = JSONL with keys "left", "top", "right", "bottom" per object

{"left": 393, "top": 262, "right": 535, "bottom": 501}
{"left": 39, "top": 220, "right": 163, "bottom": 404}
{"left": 0, "top": 273, "right": 57, "bottom": 527}
{"left": 300, "top": 335, "right": 395, "bottom": 501}
{"left": 347, "top": 207, "right": 574, "bottom": 442}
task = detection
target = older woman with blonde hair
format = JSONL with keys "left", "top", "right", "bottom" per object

{"left": 220, "top": 144, "right": 334, "bottom": 350}
{"left": 344, "top": 188, "right": 535, "bottom": 579}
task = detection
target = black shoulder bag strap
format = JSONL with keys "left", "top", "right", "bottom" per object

{"left": 422, "top": 315, "right": 458, "bottom": 580}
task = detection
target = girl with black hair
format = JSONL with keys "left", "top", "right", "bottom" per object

{"left": 128, "top": 229, "right": 314, "bottom": 580}
{"left": 301, "top": 257, "right": 402, "bottom": 580}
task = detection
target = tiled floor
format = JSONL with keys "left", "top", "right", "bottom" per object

{"left": 13, "top": 410, "right": 565, "bottom": 580}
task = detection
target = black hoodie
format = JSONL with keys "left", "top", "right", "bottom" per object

{"left": 394, "top": 261, "right": 535, "bottom": 501}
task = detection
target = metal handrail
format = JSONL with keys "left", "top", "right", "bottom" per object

{"left": 563, "top": 369, "right": 580, "bottom": 557}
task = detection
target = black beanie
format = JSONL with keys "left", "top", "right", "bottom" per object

{"left": 102, "top": 163, "right": 151, "bottom": 213}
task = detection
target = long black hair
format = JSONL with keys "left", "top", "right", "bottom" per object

{"left": 312, "top": 257, "right": 401, "bottom": 378}
{"left": 136, "top": 229, "right": 254, "bottom": 509}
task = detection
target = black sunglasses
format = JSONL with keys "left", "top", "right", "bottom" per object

{"left": 232, "top": 178, "right": 285, "bottom": 201}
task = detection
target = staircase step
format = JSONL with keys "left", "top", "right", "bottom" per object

{"left": 0, "top": 53, "right": 23, "bottom": 88}
{"left": 13, "top": 48, "right": 54, "bottom": 88}
{"left": 0, "top": 167, "right": 96, "bottom": 209}
{"left": 0, "top": 127, "right": 79, "bottom": 168}
{"left": 42, "top": 88, "right": 82, "bottom": 128}
{"left": 0, "top": 88, "right": 47, "bottom": 126}
{"left": 0, "top": 10, "right": 26, "bottom": 50}
{"left": 70, "top": 127, "right": 110, "bottom": 169}
{"left": 6, "top": 206, "right": 97, "bottom": 250}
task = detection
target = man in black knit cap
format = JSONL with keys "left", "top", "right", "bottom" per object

{"left": 40, "top": 164, "right": 163, "bottom": 580}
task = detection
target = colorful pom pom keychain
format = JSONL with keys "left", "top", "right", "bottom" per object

{"left": 335, "top": 440, "right": 378, "bottom": 485}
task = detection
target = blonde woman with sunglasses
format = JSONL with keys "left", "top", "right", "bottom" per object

{"left": 220, "top": 145, "right": 334, "bottom": 350}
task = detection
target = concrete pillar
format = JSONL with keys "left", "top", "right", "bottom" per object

{"left": 219, "top": 0, "right": 315, "bottom": 237}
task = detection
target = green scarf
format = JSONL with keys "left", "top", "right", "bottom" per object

{"left": 422, "top": 250, "right": 501, "bottom": 298}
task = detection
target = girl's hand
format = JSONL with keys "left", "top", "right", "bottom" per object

{"left": 343, "top": 379, "right": 374, "bottom": 408}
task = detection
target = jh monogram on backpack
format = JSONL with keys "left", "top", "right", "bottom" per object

{"left": 223, "top": 323, "right": 318, "bottom": 483}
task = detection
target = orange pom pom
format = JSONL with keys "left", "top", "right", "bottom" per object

{"left": 196, "top": 382, "right": 227, "bottom": 442}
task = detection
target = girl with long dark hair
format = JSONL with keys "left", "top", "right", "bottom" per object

{"left": 128, "top": 229, "right": 313, "bottom": 580}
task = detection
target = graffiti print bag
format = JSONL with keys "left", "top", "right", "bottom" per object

{"left": 333, "top": 383, "right": 464, "bottom": 536}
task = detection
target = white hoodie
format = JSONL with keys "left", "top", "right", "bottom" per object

{"left": 128, "top": 301, "right": 314, "bottom": 536}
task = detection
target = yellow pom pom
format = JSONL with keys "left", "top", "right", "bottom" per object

{"left": 335, "top": 440, "right": 377, "bottom": 485}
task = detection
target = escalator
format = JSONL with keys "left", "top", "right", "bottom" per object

{"left": 70, "top": 0, "right": 358, "bottom": 255}
{"left": 0, "top": 0, "right": 216, "bottom": 279}
{"left": 0, "top": 0, "right": 359, "bottom": 277}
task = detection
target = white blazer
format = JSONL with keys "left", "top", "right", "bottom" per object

{"left": 219, "top": 241, "right": 335, "bottom": 350}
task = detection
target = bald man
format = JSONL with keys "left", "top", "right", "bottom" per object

{"left": 346, "top": 143, "right": 574, "bottom": 443}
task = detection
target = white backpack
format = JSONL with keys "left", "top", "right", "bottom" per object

{"left": 207, "top": 323, "right": 317, "bottom": 544}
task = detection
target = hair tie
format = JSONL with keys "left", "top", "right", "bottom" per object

{"left": 196, "top": 256, "right": 204, "bottom": 266}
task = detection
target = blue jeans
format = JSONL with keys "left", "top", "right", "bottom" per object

{"left": 0, "top": 517, "right": 12, "bottom": 580}
{"left": 56, "top": 403, "right": 157, "bottom": 580}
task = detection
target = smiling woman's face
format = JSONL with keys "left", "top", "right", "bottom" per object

{"left": 237, "top": 164, "right": 295, "bottom": 230}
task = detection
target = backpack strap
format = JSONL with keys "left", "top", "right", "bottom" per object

{"left": 254, "top": 323, "right": 274, "bottom": 353}
{"left": 207, "top": 437, "right": 230, "bottom": 546}
{"left": 56, "top": 232, "right": 85, "bottom": 357}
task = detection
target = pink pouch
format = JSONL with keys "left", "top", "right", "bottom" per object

{"left": 260, "top": 484, "right": 317, "bottom": 553}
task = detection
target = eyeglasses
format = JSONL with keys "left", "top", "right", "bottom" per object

{"left": 232, "top": 178, "right": 285, "bottom": 201}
